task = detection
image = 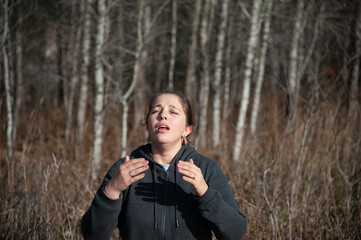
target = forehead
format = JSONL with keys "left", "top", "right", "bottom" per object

{"left": 152, "top": 94, "right": 184, "bottom": 109}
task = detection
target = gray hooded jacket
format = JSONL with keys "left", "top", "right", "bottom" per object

{"left": 81, "top": 144, "right": 247, "bottom": 240}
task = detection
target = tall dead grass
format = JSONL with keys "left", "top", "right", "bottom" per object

{"left": 0, "top": 92, "right": 360, "bottom": 239}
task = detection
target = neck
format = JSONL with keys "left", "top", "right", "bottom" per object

{"left": 151, "top": 141, "right": 182, "bottom": 164}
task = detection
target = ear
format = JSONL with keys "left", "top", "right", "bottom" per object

{"left": 184, "top": 126, "right": 192, "bottom": 137}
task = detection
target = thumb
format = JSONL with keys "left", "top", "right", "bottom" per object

{"left": 125, "top": 155, "right": 130, "bottom": 162}
{"left": 189, "top": 158, "right": 194, "bottom": 165}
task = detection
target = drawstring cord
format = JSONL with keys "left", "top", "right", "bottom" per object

{"left": 151, "top": 163, "right": 157, "bottom": 230}
{"left": 175, "top": 158, "right": 179, "bottom": 228}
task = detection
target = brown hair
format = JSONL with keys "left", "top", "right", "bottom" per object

{"left": 146, "top": 90, "right": 195, "bottom": 128}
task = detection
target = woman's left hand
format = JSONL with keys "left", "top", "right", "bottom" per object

{"left": 177, "top": 159, "right": 208, "bottom": 196}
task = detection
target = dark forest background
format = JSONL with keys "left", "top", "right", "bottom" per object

{"left": 1, "top": 0, "right": 360, "bottom": 239}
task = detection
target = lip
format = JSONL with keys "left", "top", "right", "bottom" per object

{"left": 155, "top": 122, "right": 170, "bottom": 131}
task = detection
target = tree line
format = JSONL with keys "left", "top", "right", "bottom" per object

{"left": 1, "top": 0, "right": 360, "bottom": 238}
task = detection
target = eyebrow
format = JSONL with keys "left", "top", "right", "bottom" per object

{"left": 152, "top": 104, "right": 182, "bottom": 111}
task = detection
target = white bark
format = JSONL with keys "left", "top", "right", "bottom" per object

{"left": 195, "top": 0, "right": 211, "bottom": 148}
{"left": 222, "top": 14, "right": 234, "bottom": 128}
{"left": 168, "top": 0, "right": 177, "bottom": 90}
{"left": 134, "top": 1, "right": 151, "bottom": 126}
{"left": 250, "top": 0, "right": 273, "bottom": 135}
{"left": 13, "top": 6, "right": 23, "bottom": 142}
{"left": 121, "top": 100, "right": 129, "bottom": 157}
{"left": 118, "top": 0, "right": 145, "bottom": 156}
{"left": 287, "top": 0, "right": 305, "bottom": 119}
{"left": 2, "top": 0, "right": 13, "bottom": 161}
{"left": 76, "top": 0, "right": 92, "bottom": 159}
{"left": 212, "top": 0, "right": 229, "bottom": 147}
{"left": 232, "top": 0, "right": 262, "bottom": 162}
{"left": 93, "top": 0, "right": 106, "bottom": 179}
{"left": 185, "top": 0, "right": 201, "bottom": 98}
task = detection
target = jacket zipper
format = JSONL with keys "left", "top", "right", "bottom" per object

{"left": 160, "top": 170, "right": 169, "bottom": 240}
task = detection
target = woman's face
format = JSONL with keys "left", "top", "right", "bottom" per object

{"left": 147, "top": 94, "right": 191, "bottom": 146}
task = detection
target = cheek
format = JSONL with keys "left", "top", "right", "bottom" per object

{"left": 147, "top": 117, "right": 153, "bottom": 131}
{"left": 175, "top": 117, "right": 187, "bottom": 130}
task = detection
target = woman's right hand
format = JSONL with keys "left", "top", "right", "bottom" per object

{"left": 104, "top": 155, "right": 149, "bottom": 199}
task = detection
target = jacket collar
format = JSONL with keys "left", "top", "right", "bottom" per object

{"left": 131, "top": 143, "right": 196, "bottom": 170}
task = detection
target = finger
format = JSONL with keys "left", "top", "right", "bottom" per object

{"left": 182, "top": 175, "right": 196, "bottom": 184}
{"left": 129, "top": 173, "right": 146, "bottom": 183}
{"left": 125, "top": 155, "right": 130, "bottom": 162}
{"left": 178, "top": 161, "right": 197, "bottom": 172}
{"left": 126, "top": 160, "right": 149, "bottom": 172}
{"left": 129, "top": 164, "right": 149, "bottom": 177}
{"left": 122, "top": 157, "right": 147, "bottom": 169}
{"left": 177, "top": 167, "right": 196, "bottom": 180}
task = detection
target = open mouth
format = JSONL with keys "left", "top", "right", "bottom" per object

{"left": 157, "top": 124, "right": 170, "bottom": 131}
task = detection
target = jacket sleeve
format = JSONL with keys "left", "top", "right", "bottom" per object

{"left": 196, "top": 158, "right": 247, "bottom": 240}
{"left": 81, "top": 160, "right": 124, "bottom": 240}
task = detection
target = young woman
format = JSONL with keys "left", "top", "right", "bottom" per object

{"left": 81, "top": 91, "right": 247, "bottom": 240}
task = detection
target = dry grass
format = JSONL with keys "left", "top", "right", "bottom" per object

{"left": 1, "top": 92, "right": 360, "bottom": 239}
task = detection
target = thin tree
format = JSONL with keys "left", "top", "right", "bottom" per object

{"left": 76, "top": 0, "right": 93, "bottom": 161}
{"left": 250, "top": 0, "right": 273, "bottom": 135}
{"left": 212, "top": 0, "right": 229, "bottom": 148}
{"left": 117, "top": 0, "right": 146, "bottom": 157}
{"left": 168, "top": 0, "right": 177, "bottom": 90}
{"left": 13, "top": 3, "right": 24, "bottom": 142}
{"left": 93, "top": 0, "right": 107, "bottom": 179}
{"left": 65, "top": 1, "right": 83, "bottom": 142}
{"left": 232, "top": 0, "right": 262, "bottom": 162}
{"left": 195, "top": 0, "right": 211, "bottom": 148}
{"left": 134, "top": 1, "right": 151, "bottom": 126}
{"left": 185, "top": 0, "right": 202, "bottom": 99}
{"left": 222, "top": 13, "right": 234, "bottom": 134}
{"left": 2, "top": 0, "right": 13, "bottom": 172}
{"left": 349, "top": 1, "right": 361, "bottom": 116}
{"left": 287, "top": 0, "right": 305, "bottom": 128}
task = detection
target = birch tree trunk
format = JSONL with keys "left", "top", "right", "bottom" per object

{"left": 287, "top": 0, "right": 305, "bottom": 126}
{"left": 118, "top": 0, "right": 145, "bottom": 157}
{"left": 168, "top": 0, "right": 177, "bottom": 90}
{"left": 350, "top": 1, "right": 361, "bottom": 115}
{"left": 222, "top": 13, "right": 234, "bottom": 130}
{"left": 65, "top": 1, "right": 82, "bottom": 142}
{"left": 76, "top": 0, "right": 92, "bottom": 160}
{"left": 2, "top": 0, "right": 14, "bottom": 187}
{"left": 232, "top": 0, "right": 262, "bottom": 162}
{"left": 121, "top": 100, "right": 129, "bottom": 157}
{"left": 185, "top": 0, "right": 201, "bottom": 98}
{"left": 195, "top": 0, "right": 211, "bottom": 148}
{"left": 13, "top": 5, "right": 23, "bottom": 142}
{"left": 212, "top": 0, "right": 229, "bottom": 148}
{"left": 2, "top": 0, "right": 12, "bottom": 155}
{"left": 134, "top": 1, "right": 151, "bottom": 126}
{"left": 250, "top": 0, "right": 273, "bottom": 135}
{"left": 93, "top": 0, "right": 106, "bottom": 179}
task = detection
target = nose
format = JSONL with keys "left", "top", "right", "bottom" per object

{"left": 158, "top": 109, "right": 168, "bottom": 120}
